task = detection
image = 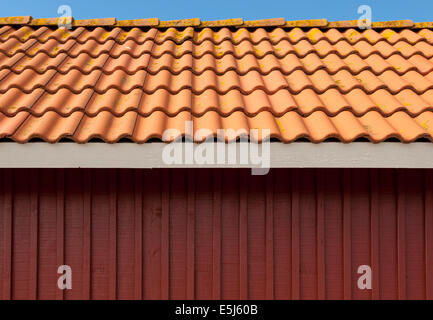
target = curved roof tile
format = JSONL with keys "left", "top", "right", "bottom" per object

{"left": 0, "top": 17, "right": 432, "bottom": 143}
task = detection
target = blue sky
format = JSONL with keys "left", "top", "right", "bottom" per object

{"left": 2, "top": 0, "right": 433, "bottom": 22}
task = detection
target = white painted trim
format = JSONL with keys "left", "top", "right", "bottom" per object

{"left": 0, "top": 142, "right": 432, "bottom": 168}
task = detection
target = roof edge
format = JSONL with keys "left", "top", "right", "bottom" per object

{"left": 0, "top": 16, "right": 431, "bottom": 29}
{"left": 0, "top": 142, "right": 433, "bottom": 169}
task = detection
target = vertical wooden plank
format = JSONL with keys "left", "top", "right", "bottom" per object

{"left": 316, "top": 169, "right": 326, "bottom": 300}
{"left": 291, "top": 169, "right": 300, "bottom": 300}
{"left": 397, "top": 170, "right": 407, "bottom": 300}
{"left": 265, "top": 172, "right": 274, "bottom": 300}
{"left": 321, "top": 169, "right": 343, "bottom": 299}
{"left": 108, "top": 169, "right": 117, "bottom": 300}
{"left": 343, "top": 169, "right": 352, "bottom": 300}
{"left": 186, "top": 170, "right": 195, "bottom": 300}
{"left": 143, "top": 170, "right": 163, "bottom": 299}
{"left": 195, "top": 170, "right": 213, "bottom": 298}
{"left": 370, "top": 169, "right": 380, "bottom": 300}
{"left": 56, "top": 169, "right": 65, "bottom": 301}
{"left": 29, "top": 169, "right": 39, "bottom": 300}
{"left": 273, "top": 169, "right": 292, "bottom": 299}
{"left": 246, "top": 173, "right": 266, "bottom": 300}
{"left": 239, "top": 170, "right": 248, "bottom": 300}
{"left": 220, "top": 170, "right": 240, "bottom": 299}
{"left": 134, "top": 170, "right": 143, "bottom": 300}
{"left": 403, "top": 170, "right": 425, "bottom": 299}
{"left": 191, "top": 170, "right": 213, "bottom": 299}
{"left": 212, "top": 170, "right": 222, "bottom": 300}
{"left": 298, "top": 169, "right": 316, "bottom": 299}
{"left": 349, "top": 169, "right": 370, "bottom": 300}
{"left": 82, "top": 169, "right": 92, "bottom": 299}
{"left": 115, "top": 169, "right": 137, "bottom": 299}
{"left": 168, "top": 170, "right": 189, "bottom": 299}
{"left": 426, "top": 170, "right": 433, "bottom": 299}
{"left": 161, "top": 169, "right": 170, "bottom": 300}
{"left": 1, "top": 169, "right": 12, "bottom": 300}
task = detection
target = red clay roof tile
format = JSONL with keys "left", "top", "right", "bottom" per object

{"left": 115, "top": 18, "right": 159, "bottom": 27}
{"left": 200, "top": 19, "right": 244, "bottom": 27}
{"left": 241, "top": 18, "right": 286, "bottom": 27}
{"left": 0, "top": 16, "right": 32, "bottom": 25}
{"left": 0, "top": 19, "right": 433, "bottom": 143}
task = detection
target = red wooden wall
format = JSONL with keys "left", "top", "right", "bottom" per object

{"left": 0, "top": 168, "right": 432, "bottom": 300}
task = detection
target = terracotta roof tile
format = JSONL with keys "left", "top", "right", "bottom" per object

{"left": 241, "top": 18, "right": 286, "bottom": 27}
{"left": 30, "top": 18, "right": 61, "bottom": 26}
{"left": 1, "top": 19, "right": 433, "bottom": 143}
{"left": 285, "top": 19, "right": 328, "bottom": 28}
{"left": 73, "top": 18, "right": 116, "bottom": 27}
{"left": 159, "top": 19, "right": 201, "bottom": 28}
{"left": 199, "top": 19, "right": 244, "bottom": 27}
{"left": 0, "top": 16, "right": 32, "bottom": 25}
{"left": 115, "top": 18, "right": 159, "bottom": 27}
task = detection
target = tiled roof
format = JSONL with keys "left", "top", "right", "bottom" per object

{"left": 2, "top": 17, "right": 433, "bottom": 143}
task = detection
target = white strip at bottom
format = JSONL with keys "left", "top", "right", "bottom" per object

{"left": 0, "top": 142, "right": 432, "bottom": 168}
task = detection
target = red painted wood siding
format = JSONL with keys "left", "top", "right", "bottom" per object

{"left": 0, "top": 168, "right": 432, "bottom": 300}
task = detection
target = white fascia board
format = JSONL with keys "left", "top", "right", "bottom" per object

{"left": 0, "top": 142, "right": 432, "bottom": 168}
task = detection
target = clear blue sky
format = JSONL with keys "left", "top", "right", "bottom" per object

{"left": 2, "top": 0, "right": 433, "bottom": 22}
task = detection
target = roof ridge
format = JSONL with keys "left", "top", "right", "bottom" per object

{"left": 0, "top": 16, "right": 432, "bottom": 29}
